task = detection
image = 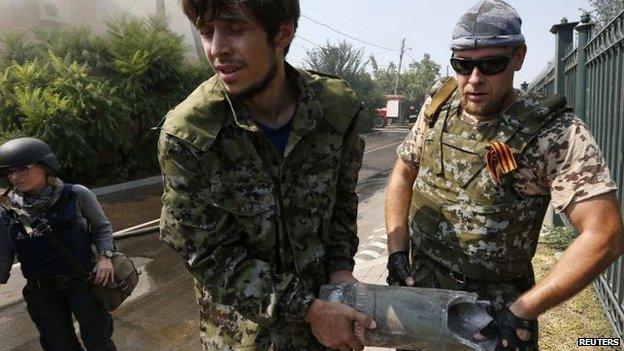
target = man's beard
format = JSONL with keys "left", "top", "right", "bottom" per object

{"left": 233, "top": 55, "right": 278, "bottom": 100}
{"left": 461, "top": 89, "right": 514, "bottom": 118}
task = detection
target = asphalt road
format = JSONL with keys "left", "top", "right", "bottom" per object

{"left": 0, "top": 128, "right": 409, "bottom": 351}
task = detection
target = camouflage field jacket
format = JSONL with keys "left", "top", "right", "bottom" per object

{"left": 157, "top": 65, "right": 364, "bottom": 332}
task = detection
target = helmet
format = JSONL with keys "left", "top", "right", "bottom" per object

{"left": 0, "top": 138, "right": 61, "bottom": 172}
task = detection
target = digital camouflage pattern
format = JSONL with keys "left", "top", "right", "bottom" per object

{"left": 450, "top": 0, "right": 525, "bottom": 50}
{"left": 408, "top": 88, "right": 557, "bottom": 280}
{"left": 395, "top": 83, "right": 611, "bottom": 350}
{"left": 396, "top": 80, "right": 616, "bottom": 349}
{"left": 398, "top": 77, "right": 617, "bottom": 278}
{"left": 399, "top": 88, "right": 617, "bottom": 214}
{"left": 158, "top": 64, "right": 364, "bottom": 350}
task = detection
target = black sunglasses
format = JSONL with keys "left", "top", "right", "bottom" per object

{"left": 450, "top": 47, "right": 519, "bottom": 76}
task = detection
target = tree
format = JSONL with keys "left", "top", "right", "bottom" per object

{"left": 370, "top": 58, "right": 397, "bottom": 101}
{"left": 303, "top": 41, "right": 382, "bottom": 104}
{"left": 0, "top": 54, "right": 129, "bottom": 182}
{"left": 0, "top": 15, "right": 211, "bottom": 186}
{"left": 304, "top": 41, "right": 382, "bottom": 131}
{"left": 0, "top": 32, "right": 39, "bottom": 66}
{"left": 402, "top": 54, "right": 441, "bottom": 107}
{"left": 372, "top": 53, "right": 441, "bottom": 115}
{"left": 584, "top": 0, "right": 624, "bottom": 30}
{"left": 304, "top": 40, "right": 368, "bottom": 82}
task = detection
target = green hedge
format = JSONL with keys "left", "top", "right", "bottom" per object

{"left": 0, "top": 16, "right": 211, "bottom": 187}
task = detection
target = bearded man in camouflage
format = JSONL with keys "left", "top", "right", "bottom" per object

{"left": 385, "top": 0, "right": 624, "bottom": 350}
{"left": 157, "top": 0, "right": 375, "bottom": 350}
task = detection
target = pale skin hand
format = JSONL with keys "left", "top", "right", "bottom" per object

{"left": 303, "top": 270, "right": 374, "bottom": 351}
{"left": 475, "top": 192, "right": 624, "bottom": 343}
{"left": 304, "top": 299, "right": 376, "bottom": 351}
{"left": 93, "top": 256, "right": 114, "bottom": 286}
{"left": 329, "top": 269, "right": 368, "bottom": 343}
{"left": 385, "top": 158, "right": 419, "bottom": 286}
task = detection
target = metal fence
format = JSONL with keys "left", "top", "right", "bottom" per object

{"left": 530, "top": 64, "right": 555, "bottom": 97}
{"left": 530, "top": 10, "right": 624, "bottom": 345}
{"left": 562, "top": 47, "right": 578, "bottom": 108}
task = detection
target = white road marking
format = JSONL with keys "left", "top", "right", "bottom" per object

{"left": 363, "top": 141, "right": 403, "bottom": 155}
{"left": 356, "top": 226, "right": 388, "bottom": 262}
{"left": 369, "top": 241, "right": 388, "bottom": 250}
{"left": 357, "top": 250, "right": 381, "bottom": 257}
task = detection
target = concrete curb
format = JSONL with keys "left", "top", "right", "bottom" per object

{"left": 0, "top": 294, "right": 24, "bottom": 310}
{"left": 92, "top": 176, "right": 162, "bottom": 196}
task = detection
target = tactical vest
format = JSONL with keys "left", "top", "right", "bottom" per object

{"left": 6, "top": 184, "right": 93, "bottom": 279}
{"left": 410, "top": 85, "right": 570, "bottom": 280}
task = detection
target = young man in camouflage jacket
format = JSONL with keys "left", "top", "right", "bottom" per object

{"left": 158, "top": 0, "right": 375, "bottom": 350}
{"left": 385, "top": 0, "right": 624, "bottom": 350}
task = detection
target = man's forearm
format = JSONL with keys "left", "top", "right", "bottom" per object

{"left": 511, "top": 227, "right": 624, "bottom": 319}
{"left": 385, "top": 160, "right": 418, "bottom": 254}
{"left": 511, "top": 193, "right": 624, "bottom": 319}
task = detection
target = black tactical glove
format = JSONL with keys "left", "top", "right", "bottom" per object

{"left": 386, "top": 251, "right": 413, "bottom": 286}
{"left": 479, "top": 306, "right": 537, "bottom": 351}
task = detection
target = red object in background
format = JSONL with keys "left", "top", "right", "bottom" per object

{"left": 373, "top": 108, "right": 388, "bottom": 128}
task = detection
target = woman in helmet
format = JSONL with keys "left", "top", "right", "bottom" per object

{"left": 0, "top": 137, "right": 117, "bottom": 351}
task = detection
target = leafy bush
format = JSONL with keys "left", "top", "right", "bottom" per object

{"left": 358, "top": 109, "right": 376, "bottom": 133}
{"left": 0, "top": 16, "right": 212, "bottom": 186}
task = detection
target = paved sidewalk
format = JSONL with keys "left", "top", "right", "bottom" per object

{"left": 353, "top": 187, "right": 392, "bottom": 351}
{"left": 354, "top": 256, "right": 388, "bottom": 285}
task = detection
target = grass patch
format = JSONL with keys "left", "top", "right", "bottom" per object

{"left": 533, "top": 243, "right": 619, "bottom": 350}
{"left": 540, "top": 225, "right": 576, "bottom": 250}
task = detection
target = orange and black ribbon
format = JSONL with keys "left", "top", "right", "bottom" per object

{"left": 485, "top": 141, "right": 518, "bottom": 185}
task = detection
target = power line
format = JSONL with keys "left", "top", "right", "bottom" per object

{"left": 307, "top": 0, "right": 400, "bottom": 43}
{"left": 301, "top": 14, "right": 399, "bottom": 52}
{"left": 301, "top": 0, "right": 399, "bottom": 45}
{"left": 296, "top": 35, "right": 322, "bottom": 48}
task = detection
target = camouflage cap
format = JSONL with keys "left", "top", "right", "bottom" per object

{"left": 450, "top": 0, "right": 525, "bottom": 50}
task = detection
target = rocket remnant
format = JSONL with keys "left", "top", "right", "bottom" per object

{"left": 320, "top": 283, "right": 497, "bottom": 350}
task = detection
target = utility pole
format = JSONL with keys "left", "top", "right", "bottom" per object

{"left": 393, "top": 38, "right": 406, "bottom": 125}
{"left": 156, "top": 0, "right": 165, "bottom": 17}
{"left": 393, "top": 38, "right": 406, "bottom": 95}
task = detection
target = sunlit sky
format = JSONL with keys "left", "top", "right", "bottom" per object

{"left": 108, "top": 0, "right": 590, "bottom": 87}
{"left": 288, "top": 0, "right": 590, "bottom": 87}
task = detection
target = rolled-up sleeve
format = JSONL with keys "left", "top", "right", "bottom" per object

{"left": 396, "top": 97, "right": 430, "bottom": 169}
